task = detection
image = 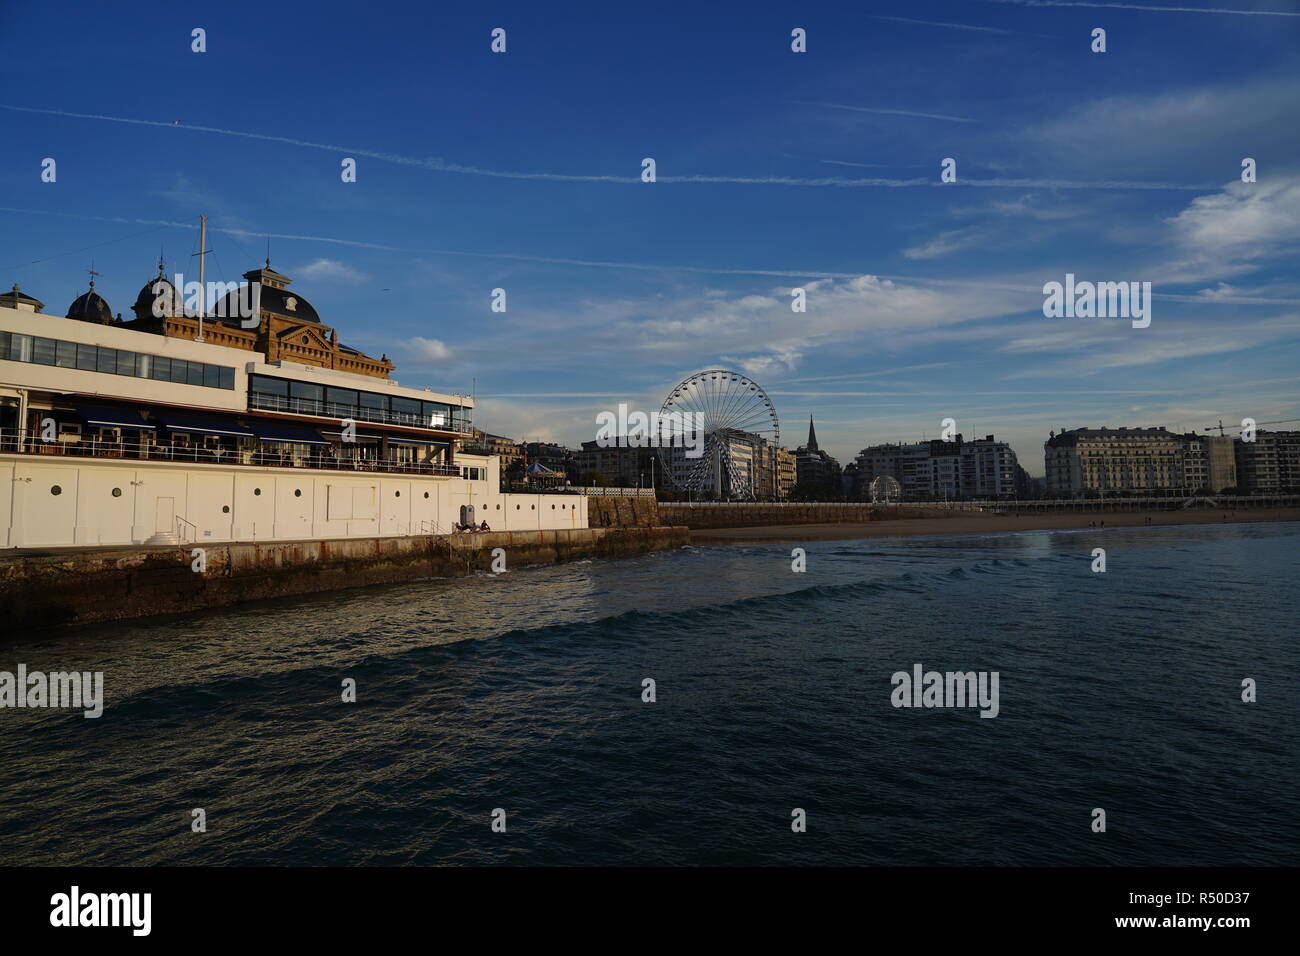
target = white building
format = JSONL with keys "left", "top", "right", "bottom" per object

{"left": 0, "top": 273, "right": 586, "bottom": 549}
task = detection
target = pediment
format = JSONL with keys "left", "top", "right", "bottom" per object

{"left": 274, "top": 324, "right": 333, "bottom": 349}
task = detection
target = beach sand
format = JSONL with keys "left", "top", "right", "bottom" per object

{"left": 687, "top": 507, "right": 1300, "bottom": 543}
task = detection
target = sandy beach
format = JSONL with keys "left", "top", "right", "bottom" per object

{"left": 688, "top": 507, "right": 1300, "bottom": 543}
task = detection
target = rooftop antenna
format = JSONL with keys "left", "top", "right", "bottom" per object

{"left": 191, "top": 214, "right": 210, "bottom": 342}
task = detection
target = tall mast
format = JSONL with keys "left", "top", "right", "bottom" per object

{"left": 194, "top": 214, "right": 209, "bottom": 342}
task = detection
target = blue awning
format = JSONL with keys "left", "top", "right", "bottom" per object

{"left": 248, "top": 420, "right": 329, "bottom": 446}
{"left": 151, "top": 411, "right": 254, "bottom": 438}
{"left": 74, "top": 403, "right": 154, "bottom": 430}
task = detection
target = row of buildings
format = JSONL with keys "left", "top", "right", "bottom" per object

{"left": 491, "top": 417, "right": 829, "bottom": 499}
{"left": 1043, "top": 426, "right": 1299, "bottom": 496}
{"left": 489, "top": 416, "right": 1299, "bottom": 501}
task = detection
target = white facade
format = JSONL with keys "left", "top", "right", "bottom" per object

{"left": 0, "top": 454, "right": 587, "bottom": 549}
{"left": 0, "top": 304, "right": 588, "bottom": 548}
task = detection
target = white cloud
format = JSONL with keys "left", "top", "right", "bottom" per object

{"left": 903, "top": 228, "right": 985, "bottom": 260}
{"left": 1030, "top": 76, "right": 1300, "bottom": 170}
{"left": 295, "top": 258, "right": 369, "bottom": 283}
{"left": 1167, "top": 177, "right": 1300, "bottom": 259}
{"left": 407, "top": 337, "right": 451, "bottom": 362}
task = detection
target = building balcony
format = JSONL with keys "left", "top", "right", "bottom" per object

{"left": 248, "top": 392, "right": 471, "bottom": 434}
{"left": 0, "top": 429, "right": 462, "bottom": 478}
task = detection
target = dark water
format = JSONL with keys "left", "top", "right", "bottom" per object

{"left": 1, "top": 521, "right": 1296, "bottom": 866}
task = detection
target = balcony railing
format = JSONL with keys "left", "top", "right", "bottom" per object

{"left": 0, "top": 430, "right": 462, "bottom": 477}
{"left": 249, "top": 392, "right": 471, "bottom": 433}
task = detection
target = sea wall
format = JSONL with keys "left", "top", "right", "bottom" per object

{"left": 587, "top": 496, "right": 660, "bottom": 527}
{"left": 0, "top": 526, "right": 688, "bottom": 633}
{"left": 657, "top": 502, "right": 957, "bottom": 529}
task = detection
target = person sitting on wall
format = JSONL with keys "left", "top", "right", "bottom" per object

{"left": 479, "top": 520, "right": 490, "bottom": 532}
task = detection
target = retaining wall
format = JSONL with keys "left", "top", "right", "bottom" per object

{"left": 0, "top": 526, "right": 688, "bottom": 633}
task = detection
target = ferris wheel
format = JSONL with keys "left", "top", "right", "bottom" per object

{"left": 870, "top": 475, "right": 902, "bottom": 504}
{"left": 657, "top": 369, "right": 780, "bottom": 499}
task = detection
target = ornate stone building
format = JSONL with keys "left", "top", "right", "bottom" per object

{"left": 122, "top": 260, "right": 394, "bottom": 380}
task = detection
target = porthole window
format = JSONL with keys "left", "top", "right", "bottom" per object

{"left": 254, "top": 488, "right": 262, "bottom": 496}
{"left": 496, "top": 504, "right": 500, "bottom": 510}
{"left": 222, "top": 505, "right": 230, "bottom": 513}
{"left": 424, "top": 492, "right": 430, "bottom": 499}
{"left": 531, "top": 504, "right": 535, "bottom": 510}
{"left": 300, "top": 335, "right": 309, "bottom": 345}
{"left": 111, "top": 487, "right": 122, "bottom": 497}
{"left": 51, "top": 485, "right": 62, "bottom": 496}
{"left": 551, "top": 504, "right": 555, "bottom": 509}
{"left": 294, "top": 489, "right": 302, "bottom": 497}
{"left": 516, "top": 504, "right": 520, "bottom": 510}
{"left": 395, "top": 490, "right": 401, "bottom": 497}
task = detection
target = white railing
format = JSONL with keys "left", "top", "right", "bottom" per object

{"left": 249, "top": 392, "right": 470, "bottom": 434}
{"left": 0, "top": 429, "right": 462, "bottom": 477}
{"left": 660, "top": 495, "right": 1300, "bottom": 509}
{"left": 569, "top": 486, "right": 656, "bottom": 497}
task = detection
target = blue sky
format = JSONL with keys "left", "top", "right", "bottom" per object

{"left": 2, "top": 0, "right": 1298, "bottom": 474}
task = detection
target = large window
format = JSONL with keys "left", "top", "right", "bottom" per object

{"left": 0, "top": 331, "right": 235, "bottom": 390}
{"left": 326, "top": 387, "right": 357, "bottom": 410}
{"left": 248, "top": 373, "right": 469, "bottom": 431}
{"left": 251, "top": 375, "right": 288, "bottom": 398}
{"left": 290, "top": 381, "right": 323, "bottom": 403}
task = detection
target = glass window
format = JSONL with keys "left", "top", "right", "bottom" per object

{"left": 16, "top": 334, "right": 35, "bottom": 362}
{"left": 76, "top": 343, "right": 97, "bottom": 370}
{"left": 151, "top": 356, "right": 171, "bottom": 380}
{"left": 326, "top": 387, "right": 357, "bottom": 408}
{"left": 203, "top": 364, "right": 220, "bottom": 388}
{"left": 96, "top": 347, "right": 117, "bottom": 373}
{"left": 31, "top": 337, "right": 56, "bottom": 365}
{"left": 391, "top": 397, "right": 420, "bottom": 420}
{"left": 116, "top": 350, "right": 136, "bottom": 376}
{"left": 422, "top": 402, "right": 448, "bottom": 428}
{"left": 0, "top": 331, "right": 8, "bottom": 357}
{"left": 359, "top": 392, "right": 387, "bottom": 412}
{"left": 135, "top": 353, "right": 150, "bottom": 377}
{"left": 219, "top": 367, "right": 235, "bottom": 390}
{"left": 186, "top": 362, "right": 203, "bottom": 386}
{"left": 251, "top": 375, "right": 288, "bottom": 397}
{"left": 290, "top": 381, "right": 323, "bottom": 402}
{"left": 170, "top": 360, "right": 189, "bottom": 384}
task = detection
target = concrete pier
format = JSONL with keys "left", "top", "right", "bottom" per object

{"left": 0, "top": 526, "right": 688, "bottom": 633}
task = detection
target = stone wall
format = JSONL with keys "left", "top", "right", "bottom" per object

{"left": 658, "top": 502, "right": 878, "bottom": 529}
{"left": 586, "top": 496, "right": 661, "bottom": 527}
{"left": 0, "top": 526, "right": 688, "bottom": 633}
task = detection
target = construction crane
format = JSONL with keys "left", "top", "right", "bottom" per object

{"left": 1201, "top": 418, "right": 1300, "bottom": 436}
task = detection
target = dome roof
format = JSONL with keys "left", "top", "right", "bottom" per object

{"left": 0, "top": 283, "right": 44, "bottom": 312}
{"left": 209, "top": 263, "right": 322, "bottom": 325}
{"left": 132, "top": 267, "right": 178, "bottom": 320}
{"left": 67, "top": 286, "right": 113, "bottom": 324}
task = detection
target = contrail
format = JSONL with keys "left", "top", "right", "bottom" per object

{"left": 871, "top": 15, "right": 1016, "bottom": 34}
{"left": 6, "top": 206, "right": 1296, "bottom": 304}
{"left": 1, "top": 103, "right": 1217, "bottom": 191}
{"left": 800, "top": 100, "right": 980, "bottom": 123}
{"left": 982, "top": 0, "right": 1300, "bottom": 16}
{"left": 0, "top": 104, "right": 632, "bottom": 183}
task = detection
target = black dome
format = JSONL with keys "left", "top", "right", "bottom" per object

{"left": 67, "top": 288, "right": 113, "bottom": 324}
{"left": 132, "top": 273, "right": 177, "bottom": 320}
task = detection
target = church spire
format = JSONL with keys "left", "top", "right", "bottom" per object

{"left": 806, "top": 414, "right": 818, "bottom": 451}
